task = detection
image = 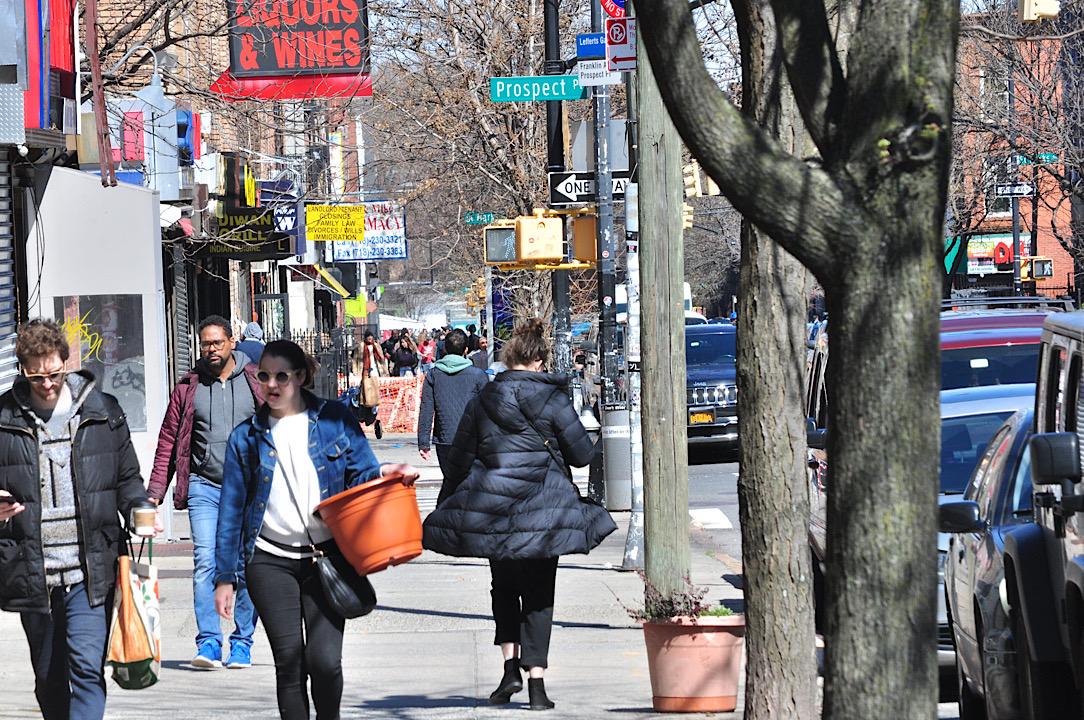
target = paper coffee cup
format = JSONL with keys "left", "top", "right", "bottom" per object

{"left": 133, "top": 507, "right": 156, "bottom": 536}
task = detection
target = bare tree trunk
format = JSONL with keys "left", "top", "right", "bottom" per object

{"left": 733, "top": 0, "right": 818, "bottom": 716}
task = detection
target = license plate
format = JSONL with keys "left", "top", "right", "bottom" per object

{"left": 689, "top": 410, "right": 714, "bottom": 425}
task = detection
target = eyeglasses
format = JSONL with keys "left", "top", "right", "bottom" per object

{"left": 23, "top": 370, "right": 66, "bottom": 385}
{"left": 256, "top": 369, "right": 300, "bottom": 384}
{"left": 199, "top": 339, "right": 228, "bottom": 350}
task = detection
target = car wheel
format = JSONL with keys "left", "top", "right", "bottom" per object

{"left": 1014, "top": 607, "right": 1078, "bottom": 719}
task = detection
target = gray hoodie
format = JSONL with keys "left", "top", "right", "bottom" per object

{"left": 190, "top": 350, "right": 256, "bottom": 483}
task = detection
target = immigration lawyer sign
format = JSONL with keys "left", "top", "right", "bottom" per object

{"left": 305, "top": 201, "right": 407, "bottom": 260}
{"left": 226, "top": 0, "right": 371, "bottom": 77}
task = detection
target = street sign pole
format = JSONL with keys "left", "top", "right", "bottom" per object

{"left": 594, "top": 0, "right": 630, "bottom": 511}
{"left": 545, "top": 0, "right": 573, "bottom": 380}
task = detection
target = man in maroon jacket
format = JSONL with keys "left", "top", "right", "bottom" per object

{"left": 148, "top": 316, "right": 264, "bottom": 669}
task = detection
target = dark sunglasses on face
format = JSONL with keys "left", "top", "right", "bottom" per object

{"left": 24, "top": 371, "right": 66, "bottom": 385}
{"left": 256, "top": 369, "right": 300, "bottom": 384}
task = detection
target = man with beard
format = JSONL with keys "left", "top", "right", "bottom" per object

{"left": 148, "top": 315, "right": 264, "bottom": 669}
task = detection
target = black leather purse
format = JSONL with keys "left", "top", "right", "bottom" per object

{"left": 280, "top": 471, "right": 377, "bottom": 619}
{"left": 312, "top": 542, "right": 377, "bottom": 619}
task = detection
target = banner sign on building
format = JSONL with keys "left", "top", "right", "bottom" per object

{"left": 965, "top": 233, "right": 1028, "bottom": 276}
{"left": 198, "top": 207, "right": 293, "bottom": 259}
{"left": 305, "top": 201, "right": 406, "bottom": 261}
{"left": 226, "top": 0, "right": 371, "bottom": 77}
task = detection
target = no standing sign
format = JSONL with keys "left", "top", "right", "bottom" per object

{"left": 606, "top": 18, "right": 636, "bottom": 72}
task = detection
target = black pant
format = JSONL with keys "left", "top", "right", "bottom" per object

{"left": 489, "top": 557, "right": 559, "bottom": 669}
{"left": 246, "top": 549, "right": 345, "bottom": 720}
{"left": 435, "top": 444, "right": 456, "bottom": 505}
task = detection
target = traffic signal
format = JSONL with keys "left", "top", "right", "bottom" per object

{"left": 515, "top": 215, "right": 564, "bottom": 262}
{"left": 682, "top": 202, "right": 694, "bottom": 230}
{"left": 483, "top": 220, "right": 517, "bottom": 265}
{"left": 704, "top": 175, "right": 721, "bottom": 196}
{"left": 1031, "top": 256, "right": 1053, "bottom": 279}
{"left": 572, "top": 216, "right": 597, "bottom": 262}
{"left": 1020, "top": 0, "right": 1059, "bottom": 21}
{"left": 683, "top": 162, "right": 702, "bottom": 198}
{"left": 1020, "top": 257, "right": 1032, "bottom": 282}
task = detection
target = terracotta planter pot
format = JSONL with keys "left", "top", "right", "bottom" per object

{"left": 642, "top": 615, "right": 746, "bottom": 713}
{"left": 314, "top": 475, "right": 423, "bottom": 575}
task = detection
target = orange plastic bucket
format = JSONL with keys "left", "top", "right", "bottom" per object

{"left": 314, "top": 474, "right": 423, "bottom": 575}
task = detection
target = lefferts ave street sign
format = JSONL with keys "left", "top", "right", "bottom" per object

{"left": 490, "top": 76, "right": 589, "bottom": 102}
{"left": 994, "top": 183, "right": 1034, "bottom": 197}
{"left": 549, "top": 171, "right": 631, "bottom": 204}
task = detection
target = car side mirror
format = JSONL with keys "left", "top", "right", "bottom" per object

{"left": 1030, "top": 432, "right": 1082, "bottom": 485}
{"left": 939, "top": 501, "right": 985, "bottom": 534}
{"left": 806, "top": 419, "right": 827, "bottom": 450}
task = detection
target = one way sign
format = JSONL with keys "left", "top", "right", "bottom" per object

{"left": 549, "top": 170, "right": 630, "bottom": 205}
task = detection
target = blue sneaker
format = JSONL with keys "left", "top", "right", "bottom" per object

{"left": 226, "top": 643, "right": 251, "bottom": 669}
{"left": 191, "top": 640, "right": 222, "bottom": 669}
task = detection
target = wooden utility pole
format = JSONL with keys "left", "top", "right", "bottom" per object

{"left": 635, "top": 1, "right": 690, "bottom": 594}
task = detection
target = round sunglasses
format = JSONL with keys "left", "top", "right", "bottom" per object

{"left": 256, "top": 369, "right": 301, "bottom": 384}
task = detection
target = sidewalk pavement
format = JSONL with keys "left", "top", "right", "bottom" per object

{"left": 0, "top": 433, "right": 746, "bottom": 719}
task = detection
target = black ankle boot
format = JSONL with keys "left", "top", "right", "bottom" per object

{"left": 488, "top": 658, "right": 523, "bottom": 705}
{"left": 528, "top": 678, "right": 554, "bottom": 710}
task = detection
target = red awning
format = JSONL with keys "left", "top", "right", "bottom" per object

{"left": 209, "top": 72, "right": 373, "bottom": 102}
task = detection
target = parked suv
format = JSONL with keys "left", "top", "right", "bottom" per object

{"left": 1004, "top": 310, "right": 1084, "bottom": 718}
{"left": 685, "top": 324, "right": 738, "bottom": 447}
{"left": 807, "top": 299, "right": 1070, "bottom": 688}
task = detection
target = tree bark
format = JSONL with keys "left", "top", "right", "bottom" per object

{"left": 733, "top": 0, "right": 819, "bottom": 717}
{"left": 634, "top": 0, "right": 955, "bottom": 715}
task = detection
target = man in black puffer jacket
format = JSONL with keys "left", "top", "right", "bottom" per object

{"left": 0, "top": 319, "right": 153, "bottom": 720}
{"left": 417, "top": 328, "right": 488, "bottom": 494}
{"left": 422, "top": 319, "right": 615, "bottom": 711}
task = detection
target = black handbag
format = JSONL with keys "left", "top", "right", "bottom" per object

{"left": 312, "top": 542, "right": 377, "bottom": 619}
{"left": 279, "top": 468, "right": 377, "bottom": 620}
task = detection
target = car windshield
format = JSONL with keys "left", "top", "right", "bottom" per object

{"left": 941, "top": 345, "right": 1040, "bottom": 390}
{"left": 1007, "top": 444, "right": 1033, "bottom": 521}
{"left": 941, "top": 411, "right": 1016, "bottom": 493}
{"left": 686, "top": 333, "right": 737, "bottom": 366}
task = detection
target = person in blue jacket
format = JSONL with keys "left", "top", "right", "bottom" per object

{"left": 213, "top": 340, "right": 419, "bottom": 720}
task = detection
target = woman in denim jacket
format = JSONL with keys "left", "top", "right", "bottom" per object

{"left": 213, "top": 340, "right": 418, "bottom": 720}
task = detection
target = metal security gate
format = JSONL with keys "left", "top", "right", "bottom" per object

{"left": 0, "top": 149, "right": 19, "bottom": 391}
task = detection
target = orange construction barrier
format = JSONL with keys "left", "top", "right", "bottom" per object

{"left": 374, "top": 375, "right": 424, "bottom": 433}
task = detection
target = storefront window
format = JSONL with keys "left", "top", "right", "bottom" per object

{"left": 54, "top": 295, "right": 147, "bottom": 431}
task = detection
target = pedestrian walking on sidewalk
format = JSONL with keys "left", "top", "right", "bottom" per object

{"left": 422, "top": 318, "right": 616, "bottom": 711}
{"left": 235, "top": 321, "right": 266, "bottom": 363}
{"left": 417, "top": 328, "right": 488, "bottom": 486}
{"left": 214, "top": 340, "right": 420, "bottom": 720}
{"left": 147, "top": 315, "right": 263, "bottom": 670}
{"left": 349, "top": 331, "right": 386, "bottom": 438}
{"left": 0, "top": 319, "right": 159, "bottom": 720}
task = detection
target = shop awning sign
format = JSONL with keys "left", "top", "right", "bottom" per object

{"left": 226, "top": 0, "right": 371, "bottom": 77}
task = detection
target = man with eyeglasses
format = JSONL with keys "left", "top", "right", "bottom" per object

{"left": 148, "top": 315, "right": 264, "bottom": 669}
{"left": 0, "top": 319, "right": 155, "bottom": 719}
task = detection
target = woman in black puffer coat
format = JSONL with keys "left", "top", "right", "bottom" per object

{"left": 423, "top": 318, "right": 616, "bottom": 711}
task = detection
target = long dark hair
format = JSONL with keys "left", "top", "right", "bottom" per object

{"left": 501, "top": 318, "right": 550, "bottom": 368}
{"left": 261, "top": 340, "right": 317, "bottom": 389}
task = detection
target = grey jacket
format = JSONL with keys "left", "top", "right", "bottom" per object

{"left": 190, "top": 351, "right": 256, "bottom": 483}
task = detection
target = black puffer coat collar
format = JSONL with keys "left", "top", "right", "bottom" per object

{"left": 485, "top": 370, "right": 569, "bottom": 432}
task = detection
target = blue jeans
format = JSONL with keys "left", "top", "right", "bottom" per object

{"left": 189, "top": 477, "right": 258, "bottom": 652}
{"left": 398, "top": 367, "right": 414, "bottom": 377}
{"left": 21, "top": 582, "right": 109, "bottom": 720}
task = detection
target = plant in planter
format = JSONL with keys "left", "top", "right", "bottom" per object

{"left": 628, "top": 574, "right": 745, "bottom": 713}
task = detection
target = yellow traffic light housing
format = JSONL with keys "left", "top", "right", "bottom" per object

{"left": 1020, "top": 0, "right": 1059, "bottom": 21}
{"left": 516, "top": 214, "right": 564, "bottom": 263}
{"left": 1033, "top": 257, "right": 1054, "bottom": 279}
{"left": 682, "top": 202, "right": 694, "bottom": 230}
{"left": 683, "top": 162, "right": 702, "bottom": 198}
{"left": 1020, "top": 257, "right": 1033, "bottom": 282}
{"left": 572, "top": 216, "right": 597, "bottom": 262}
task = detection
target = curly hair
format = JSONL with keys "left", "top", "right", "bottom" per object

{"left": 16, "top": 319, "right": 70, "bottom": 366}
{"left": 500, "top": 318, "right": 550, "bottom": 369}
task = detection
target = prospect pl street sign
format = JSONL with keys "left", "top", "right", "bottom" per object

{"left": 490, "top": 76, "right": 589, "bottom": 102}
{"left": 549, "top": 170, "right": 631, "bottom": 204}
